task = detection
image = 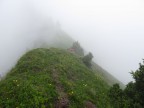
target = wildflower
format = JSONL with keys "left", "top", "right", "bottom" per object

{"left": 68, "top": 91, "right": 74, "bottom": 96}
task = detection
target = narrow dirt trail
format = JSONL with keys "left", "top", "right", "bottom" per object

{"left": 52, "top": 68, "right": 69, "bottom": 108}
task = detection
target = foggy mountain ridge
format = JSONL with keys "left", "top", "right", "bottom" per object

{"left": 0, "top": 25, "right": 74, "bottom": 78}
{"left": 1, "top": 0, "right": 144, "bottom": 84}
{"left": 0, "top": 48, "right": 113, "bottom": 107}
{"left": 0, "top": 13, "right": 73, "bottom": 78}
{"left": 1, "top": 0, "right": 144, "bottom": 107}
{"left": 0, "top": 0, "right": 75, "bottom": 78}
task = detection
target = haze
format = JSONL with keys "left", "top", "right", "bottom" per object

{"left": 0, "top": 0, "right": 144, "bottom": 84}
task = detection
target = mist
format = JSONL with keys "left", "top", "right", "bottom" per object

{"left": 0, "top": 0, "right": 71, "bottom": 78}
{"left": 1, "top": 0, "right": 144, "bottom": 84}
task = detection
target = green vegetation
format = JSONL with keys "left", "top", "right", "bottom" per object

{"left": 71, "top": 41, "right": 84, "bottom": 56}
{"left": 108, "top": 84, "right": 123, "bottom": 108}
{"left": 108, "top": 60, "right": 144, "bottom": 108}
{"left": 70, "top": 41, "right": 125, "bottom": 87}
{"left": 0, "top": 48, "right": 112, "bottom": 108}
{"left": 82, "top": 52, "right": 93, "bottom": 68}
{"left": 91, "top": 62, "right": 125, "bottom": 88}
{"left": 70, "top": 41, "right": 93, "bottom": 68}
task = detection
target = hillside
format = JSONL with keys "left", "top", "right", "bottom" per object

{"left": 32, "top": 30, "right": 124, "bottom": 88}
{"left": 91, "top": 62, "right": 125, "bottom": 88}
{"left": 0, "top": 48, "right": 112, "bottom": 108}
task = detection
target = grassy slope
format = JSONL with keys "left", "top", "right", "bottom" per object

{"left": 37, "top": 31, "right": 124, "bottom": 88}
{"left": 91, "top": 62, "right": 125, "bottom": 89}
{"left": 0, "top": 48, "right": 112, "bottom": 108}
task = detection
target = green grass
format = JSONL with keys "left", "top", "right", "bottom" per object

{"left": 0, "top": 48, "right": 112, "bottom": 108}
{"left": 91, "top": 62, "right": 125, "bottom": 89}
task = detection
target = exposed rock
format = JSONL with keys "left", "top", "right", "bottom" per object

{"left": 55, "top": 97, "right": 69, "bottom": 108}
{"left": 85, "top": 101, "right": 96, "bottom": 108}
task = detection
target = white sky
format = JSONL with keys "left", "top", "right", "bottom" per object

{"left": 1, "top": 0, "right": 144, "bottom": 84}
